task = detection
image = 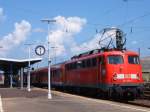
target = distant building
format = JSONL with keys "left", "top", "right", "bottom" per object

{"left": 141, "top": 57, "right": 150, "bottom": 82}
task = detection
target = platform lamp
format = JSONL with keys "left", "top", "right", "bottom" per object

{"left": 24, "top": 43, "right": 34, "bottom": 92}
{"left": 41, "top": 19, "right": 56, "bottom": 99}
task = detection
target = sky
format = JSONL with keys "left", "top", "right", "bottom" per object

{"left": 0, "top": 0, "right": 150, "bottom": 67}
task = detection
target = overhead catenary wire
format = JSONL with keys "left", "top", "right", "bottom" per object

{"left": 118, "top": 12, "right": 150, "bottom": 27}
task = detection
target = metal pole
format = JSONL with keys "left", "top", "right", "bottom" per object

{"left": 54, "top": 47, "right": 56, "bottom": 64}
{"left": 51, "top": 46, "right": 57, "bottom": 64}
{"left": 20, "top": 68, "right": 23, "bottom": 89}
{"left": 10, "top": 64, "right": 13, "bottom": 88}
{"left": 138, "top": 48, "right": 140, "bottom": 57}
{"left": 48, "top": 40, "right": 51, "bottom": 99}
{"left": 25, "top": 43, "right": 34, "bottom": 92}
{"left": 27, "top": 45, "right": 31, "bottom": 92}
{"left": 41, "top": 19, "right": 56, "bottom": 99}
{"left": 47, "top": 21, "right": 52, "bottom": 99}
{"left": 10, "top": 75, "right": 12, "bottom": 88}
{"left": 24, "top": 43, "right": 33, "bottom": 92}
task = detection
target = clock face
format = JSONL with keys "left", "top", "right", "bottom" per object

{"left": 35, "top": 45, "right": 45, "bottom": 56}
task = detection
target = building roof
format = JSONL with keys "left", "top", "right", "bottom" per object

{"left": 0, "top": 58, "right": 42, "bottom": 73}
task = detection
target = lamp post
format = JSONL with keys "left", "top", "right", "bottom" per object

{"left": 41, "top": 19, "right": 56, "bottom": 99}
{"left": 138, "top": 48, "right": 140, "bottom": 57}
{"left": 25, "top": 43, "right": 33, "bottom": 92}
{"left": 51, "top": 46, "right": 58, "bottom": 64}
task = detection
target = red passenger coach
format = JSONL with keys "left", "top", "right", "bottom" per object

{"left": 31, "top": 63, "right": 65, "bottom": 87}
{"left": 51, "top": 63, "right": 65, "bottom": 87}
{"left": 31, "top": 67, "right": 48, "bottom": 86}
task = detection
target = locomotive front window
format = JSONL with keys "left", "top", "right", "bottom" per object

{"left": 108, "top": 55, "right": 124, "bottom": 64}
{"left": 128, "top": 56, "right": 139, "bottom": 64}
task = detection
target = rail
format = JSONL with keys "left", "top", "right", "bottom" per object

{"left": 143, "top": 82, "right": 150, "bottom": 99}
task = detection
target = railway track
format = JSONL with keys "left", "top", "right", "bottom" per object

{"left": 128, "top": 99, "right": 150, "bottom": 108}
{"left": 38, "top": 86, "right": 150, "bottom": 108}
{"left": 52, "top": 87, "right": 150, "bottom": 108}
{"left": 143, "top": 82, "right": 150, "bottom": 99}
{"left": 143, "top": 89, "right": 150, "bottom": 100}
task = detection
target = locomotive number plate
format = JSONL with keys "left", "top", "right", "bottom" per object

{"left": 124, "top": 74, "right": 130, "bottom": 78}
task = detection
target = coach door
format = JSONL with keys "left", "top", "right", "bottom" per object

{"left": 99, "top": 56, "right": 106, "bottom": 84}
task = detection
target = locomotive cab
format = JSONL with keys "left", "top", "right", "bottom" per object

{"left": 100, "top": 50, "right": 144, "bottom": 100}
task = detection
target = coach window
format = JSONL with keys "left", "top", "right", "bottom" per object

{"left": 65, "top": 64, "right": 68, "bottom": 70}
{"left": 128, "top": 55, "right": 139, "bottom": 64}
{"left": 82, "top": 60, "right": 86, "bottom": 68}
{"left": 51, "top": 71, "right": 53, "bottom": 76}
{"left": 53, "top": 70, "right": 55, "bottom": 77}
{"left": 68, "top": 64, "right": 71, "bottom": 70}
{"left": 69, "top": 64, "right": 71, "bottom": 70}
{"left": 92, "top": 58, "right": 97, "bottom": 67}
{"left": 66, "top": 64, "right": 69, "bottom": 70}
{"left": 77, "top": 61, "right": 82, "bottom": 69}
{"left": 70, "top": 63, "right": 72, "bottom": 70}
{"left": 99, "top": 56, "right": 105, "bottom": 65}
{"left": 57, "top": 70, "right": 61, "bottom": 77}
{"left": 87, "top": 59, "right": 91, "bottom": 67}
{"left": 51, "top": 71, "right": 53, "bottom": 77}
{"left": 73, "top": 62, "right": 77, "bottom": 69}
{"left": 71, "top": 63, "right": 73, "bottom": 69}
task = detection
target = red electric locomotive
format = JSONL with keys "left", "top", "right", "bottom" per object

{"left": 31, "top": 28, "right": 144, "bottom": 100}
{"left": 63, "top": 49, "right": 143, "bottom": 99}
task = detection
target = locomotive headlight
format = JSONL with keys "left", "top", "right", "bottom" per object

{"left": 136, "top": 73, "right": 140, "bottom": 80}
{"left": 113, "top": 73, "right": 124, "bottom": 80}
{"left": 131, "top": 73, "right": 140, "bottom": 80}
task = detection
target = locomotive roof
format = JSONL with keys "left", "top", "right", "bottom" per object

{"left": 66, "top": 49, "right": 139, "bottom": 64}
{"left": 104, "top": 50, "right": 139, "bottom": 55}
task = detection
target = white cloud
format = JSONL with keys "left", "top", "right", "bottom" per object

{"left": 0, "top": 8, "right": 5, "bottom": 22}
{"left": 131, "top": 40, "right": 137, "bottom": 44}
{"left": 0, "top": 20, "right": 31, "bottom": 56}
{"left": 47, "top": 16, "right": 118, "bottom": 59}
{"left": 71, "top": 35, "right": 100, "bottom": 53}
{"left": 48, "top": 16, "right": 86, "bottom": 58}
{"left": 71, "top": 28, "right": 118, "bottom": 54}
{"left": 32, "top": 28, "right": 46, "bottom": 33}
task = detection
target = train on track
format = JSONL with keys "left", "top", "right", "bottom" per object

{"left": 30, "top": 28, "right": 144, "bottom": 100}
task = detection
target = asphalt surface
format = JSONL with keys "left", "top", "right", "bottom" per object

{"left": 0, "top": 88, "right": 150, "bottom": 112}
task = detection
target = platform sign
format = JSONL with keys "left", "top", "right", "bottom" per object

{"left": 35, "top": 45, "right": 46, "bottom": 56}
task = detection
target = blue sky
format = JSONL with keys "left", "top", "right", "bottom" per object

{"left": 0, "top": 0, "right": 150, "bottom": 66}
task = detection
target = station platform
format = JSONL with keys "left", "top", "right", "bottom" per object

{"left": 0, "top": 88, "right": 150, "bottom": 112}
